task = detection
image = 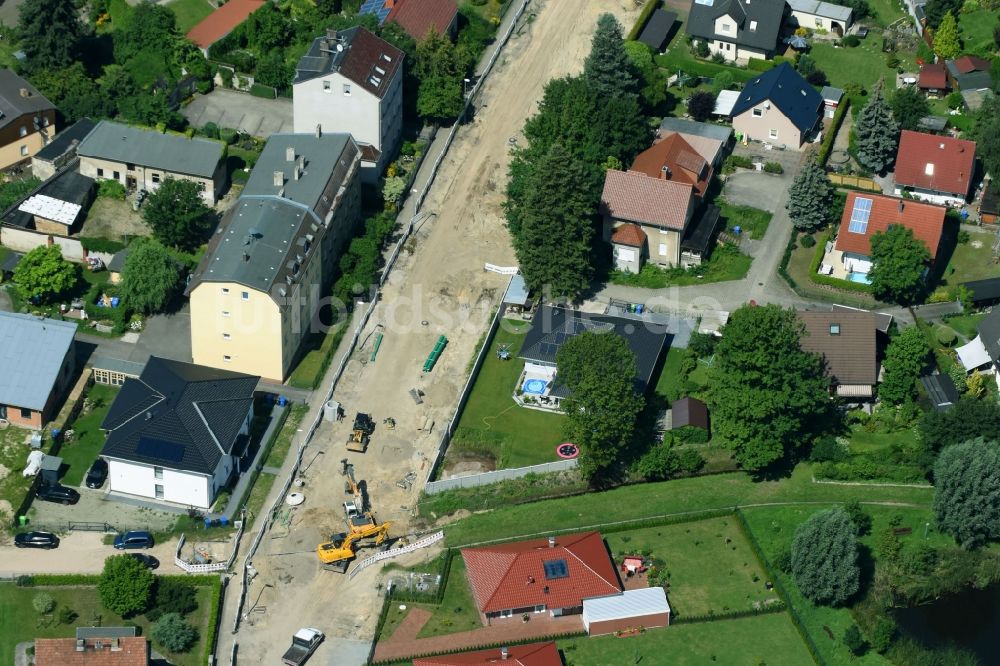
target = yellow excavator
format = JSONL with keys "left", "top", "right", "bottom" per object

{"left": 341, "top": 459, "right": 378, "bottom": 532}
{"left": 316, "top": 522, "right": 391, "bottom": 572}
{"left": 345, "top": 412, "right": 375, "bottom": 453}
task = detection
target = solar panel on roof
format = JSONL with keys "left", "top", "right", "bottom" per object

{"left": 543, "top": 559, "right": 569, "bottom": 580}
{"left": 848, "top": 197, "right": 872, "bottom": 234}
{"left": 136, "top": 436, "right": 185, "bottom": 463}
{"left": 360, "top": 0, "right": 392, "bottom": 23}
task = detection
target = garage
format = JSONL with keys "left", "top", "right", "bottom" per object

{"left": 582, "top": 587, "right": 671, "bottom": 636}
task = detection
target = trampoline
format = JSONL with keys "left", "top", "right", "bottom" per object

{"left": 557, "top": 443, "right": 579, "bottom": 459}
{"left": 522, "top": 378, "right": 549, "bottom": 395}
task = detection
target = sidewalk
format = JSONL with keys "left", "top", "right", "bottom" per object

{"left": 213, "top": 404, "right": 288, "bottom": 521}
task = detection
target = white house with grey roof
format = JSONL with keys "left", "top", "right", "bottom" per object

{"left": 786, "top": 0, "right": 852, "bottom": 35}
{"left": 100, "top": 356, "right": 258, "bottom": 509}
{"left": 76, "top": 120, "right": 227, "bottom": 204}
{"left": 686, "top": 0, "right": 787, "bottom": 64}
{"left": 186, "top": 130, "right": 362, "bottom": 381}
{"left": 0, "top": 313, "right": 76, "bottom": 429}
{"left": 293, "top": 27, "right": 403, "bottom": 183}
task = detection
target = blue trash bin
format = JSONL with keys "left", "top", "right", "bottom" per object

{"left": 734, "top": 225, "right": 742, "bottom": 235}
{"left": 278, "top": 395, "right": 287, "bottom": 406}
{"left": 51, "top": 428, "right": 60, "bottom": 441}
{"left": 204, "top": 518, "right": 212, "bottom": 529}
{"left": 220, "top": 516, "right": 229, "bottom": 527}
{"left": 111, "top": 297, "right": 120, "bottom": 308}
{"left": 636, "top": 304, "right": 644, "bottom": 314}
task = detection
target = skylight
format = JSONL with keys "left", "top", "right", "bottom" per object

{"left": 925, "top": 163, "right": 935, "bottom": 175}
{"left": 848, "top": 197, "right": 872, "bottom": 234}
{"left": 543, "top": 559, "right": 569, "bottom": 580}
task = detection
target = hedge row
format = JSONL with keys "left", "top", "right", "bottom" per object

{"left": 672, "top": 602, "right": 787, "bottom": 624}
{"left": 627, "top": 0, "right": 662, "bottom": 40}
{"left": 816, "top": 97, "right": 851, "bottom": 166}
{"left": 202, "top": 575, "right": 225, "bottom": 666}
{"left": 813, "top": 460, "right": 927, "bottom": 484}
{"left": 747, "top": 55, "right": 792, "bottom": 72}
{"left": 80, "top": 237, "right": 126, "bottom": 254}
{"left": 807, "top": 227, "right": 872, "bottom": 295}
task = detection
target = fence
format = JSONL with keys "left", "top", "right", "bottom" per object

{"left": 348, "top": 530, "right": 444, "bottom": 579}
{"left": 175, "top": 518, "right": 246, "bottom": 574}
{"left": 828, "top": 173, "right": 880, "bottom": 192}
{"left": 424, "top": 459, "right": 578, "bottom": 494}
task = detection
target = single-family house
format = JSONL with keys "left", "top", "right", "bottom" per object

{"left": 637, "top": 9, "right": 678, "bottom": 52}
{"left": 918, "top": 63, "right": 949, "bottom": 97}
{"left": 386, "top": 0, "right": 459, "bottom": 40}
{"left": 686, "top": 0, "right": 787, "bottom": 64}
{"left": 731, "top": 62, "right": 823, "bottom": 149}
{"left": 293, "top": 27, "right": 404, "bottom": 182}
{"left": 76, "top": 120, "right": 227, "bottom": 204}
{"left": 0, "top": 313, "right": 76, "bottom": 428}
{"left": 631, "top": 132, "right": 714, "bottom": 197}
{"left": 100, "top": 356, "right": 258, "bottom": 509}
{"left": 797, "top": 310, "right": 879, "bottom": 398}
{"left": 821, "top": 86, "right": 843, "bottom": 119}
{"left": 187, "top": 131, "right": 362, "bottom": 382}
{"left": 517, "top": 305, "right": 670, "bottom": 408}
{"left": 786, "top": 0, "right": 853, "bottom": 35}
{"left": 31, "top": 117, "right": 95, "bottom": 180}
{"left": 893, "top": 130, "right": 976, "bottom": 206}
{"left": 832, "top": 192, "right": 946, "bottom": 281}
{"left": 186, "top": 0, "right": 265, "bottom": 56}
{"left": 657, "top": 117, "right": 734, "bottom": 168}
{"left": 35, "top": 635, "right": 148, "bottom": 666}
{"left": 412, "top": 642, "right": 562, "bottom": 666}
{"left": 0, "top": 70, "right": 56, "bottom": 170}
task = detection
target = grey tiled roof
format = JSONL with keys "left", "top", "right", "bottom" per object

{"left": 76, "top": 120, "right": 225, "bottom": 179}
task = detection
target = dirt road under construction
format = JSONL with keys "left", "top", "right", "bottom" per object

{"left": 228, "top": 1, "right": 640, "bottom": 662}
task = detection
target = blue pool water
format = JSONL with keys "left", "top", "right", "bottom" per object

{"left": 846, "top": 272, "right": 872, "bottom": 285}
{"left": 522, "top": 379, "right": 548, "bottom": 395}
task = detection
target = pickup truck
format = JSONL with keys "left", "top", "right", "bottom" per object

{"left": 282, "top": 628, "right": 324, "bottom": 665}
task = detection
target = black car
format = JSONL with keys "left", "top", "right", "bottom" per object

{"left": 14, "top": 531, "right": 59, "bottom": 549}
{"left": 86, "top": 458, "right": 108, "bottom": 489}
{"left": 114, "top": 531, "right": 154, "bottom": 550}
{"left": 129, "top": 553, "right": 160, "bottom": 569}
{"left": 36, "top": 484, "right": 80, "bottom": 505}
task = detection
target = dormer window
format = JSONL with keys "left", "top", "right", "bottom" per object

{"left": 750, "top": 20, "right": 758, "bottom": 31}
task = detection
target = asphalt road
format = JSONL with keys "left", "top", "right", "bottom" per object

{"left": 0, "top": 531, "right": 178, "bottom": 576}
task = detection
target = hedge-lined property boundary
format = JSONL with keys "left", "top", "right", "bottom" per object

{"left": 808, "top": 227, "right": 873, "bottom": 295}
{"left": 816, "top": 98, "right": 850, "bottom": 166}
{"left": 627, "top": 0, "right": 662, "bottom": 40}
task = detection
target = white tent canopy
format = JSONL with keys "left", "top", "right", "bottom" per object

{"left": 956, "top": 335, "right": 992, "bottom": 371}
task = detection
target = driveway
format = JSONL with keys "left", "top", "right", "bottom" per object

{"left": 133, "top": 304, "right": 192, "bottom": 363}
{"left": 721, "top": 169, "right": 792, "bottom": 213}
{"left": 182, "top": 89, "right": 294, "bottom": 137}
{"left": 0, "top": 531, "right": 179, "bottom": 576}
{"left": 27, "top": 485, "right": 179, "bottom": 533}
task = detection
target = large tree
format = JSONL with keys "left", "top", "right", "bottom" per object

{"left": 932, "top": 11, "right": 962, "bottom": 59}
{"left": 855, "top": 84, "right": 899, "bottom": 174}
{"left": 515, "top": 144, "right": 595, "bottom": 301}
{"left": 786, "top": 161, "right": 835, "bottom": 230}
{"left": 973, "top": 95, "right": 1000, "bottom": 181}
{"left": 868, "top": 225, "right": 931, "bottom": 305}
{"left": 98, "top": 555, "right": 155, "bottom": 617}
{"left": 18, "top": 0, "right": 86, "bottom": 72}
{"left": 933, "top": 438, "right": 1000, "bottom": 548}
{"left": 31, "top": 63, "right": 113, "bottom": 124}
{"left": 143, "top": 179, "right": 215, "bottom": 251}
{"left": 113, "top": 2, "right": 178, "bottom": 65}
{"left": 890, "top": 86, "right": 931, "bottom": 132}
{"left": 879, "top": 326, "right": 931, "bottom": 404}
{"left": 919, "top": 398, "right": 1000, "bottom": 468}
{"left": 415, "top": 31, "right": 465, "bottom": 121}
{"left": 557, "top": 331, "right": 644, "bottom": 483}
{"left": 120, "top": 238, "right": 182, "bottom": 315}
{"left": 687, "top": 91, "right": 716, "bottom": 123}
{"left": 582, "top": 14, "right": 639, "bottom": 99}
{"left": 14, "top": 245, "right": 78, "bottom": 304}
{"left": 623, "top": 41, "right": 668, "bottom": 109}
{"left": 791, "top": 508, "right": 861, "bottom": 606}
{"left": 923, "top": 0, "right": 962, "bottom": 28}
{"left": 709, "top": 305, "right": 831, "bottom": 470}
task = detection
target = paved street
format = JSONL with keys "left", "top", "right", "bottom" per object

{"left": 0, "top": 531, "right": 178, "bottom": 576}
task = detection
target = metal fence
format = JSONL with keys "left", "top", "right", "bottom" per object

{"left": 424, "top": 459, "right": 578, "bottom": 494}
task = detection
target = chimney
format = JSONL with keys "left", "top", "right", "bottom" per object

{"left": 111, "top": 638, "right": 121, "bottom": 652}
{"left": 327, "top": 28, "right": 338, "bottom": 40}
{"left": 19, "top": 87, "right": 29, "bottom": 98}
{"left": 939, "top": 143, "right": 945, "bottom": 149}
{"left": 273, "top": 170, "right": 284, "bottom": 187}
{"left": 75, "top": 639, "right": 85, "bottom": 652}
{"left": 297, "top": 154, "right": 305, "bottom": 170}
{"left": 898, "top": 200, "right": 904, "bottom": 213}
{"left": 660, "top": 165, "right": 672, "bottom": 180}
{"left": 543, "top": 585, "right": 550, "bottom": 594}
{"left": 548, "top": 536, "right": 556, "bottom": 548}
{"left": 315, "top": 124, "right": 322, "bottom": 138}
{"left": 286, "top": 146, "right": 295, "bottom": 162}
{"left": 293, "top": 166, "right": 301, "bottom": 181}
{"left": 501, "top": 646, "right": 509, "bottom": 660}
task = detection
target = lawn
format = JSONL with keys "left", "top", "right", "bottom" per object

{"left": 448, "top": 319, "right": 565, "bottom": 470}
{"left": 441, "top": 464, "right": 934, "bottom": 546}
{"left": 166, "top": 0, "right": 214, "bottom": 33}
{"left": 605, "top": 517, "right": 779, "bottom": 617}
{"left": 809, "top": 41, "right": 912, "bottom": 94}
{"left": 867, "top": 0, "right": 910, "bottom": 26}
{"left": 58, "top": 384, "right": 119, "bottom": 487}
{"left": 559, "top": 612, "right": 815, "bottom": 665}
{"left": 654, "top": 348, "right": 688, "bottom": 403}
{"left": 958, "top": 9, "right": 1000, "bottom": 56}
{"left": 287, "top": 320, "right": 348, "bottom": 390}
{"left": 416, "top": 558, "right": 481, "bottom": 638}
{"left": 610, "top": 244, "right": 751, "bottom": 289}
{"left": 742, "top": 504, "right": 952, "bottom": 666}
{"left": 847, "top": 427, "right": 914, "bottom": 455}
{"left": 262, "top": 404, "right": 307, "bottom": 469}
{"left": 937, "top": 228, "right": 997, "bottom": 287}
{"left": 940, "top": 312, "right": 985, "bottom": 339}
{"left": 718, "top": 201, "right": 772, "bottom": 240}
{"left": 0, "top": 582, "right": 216, "bottom": 666}
{"left": 0, "top": 427, "right": 37, "bottom": 529}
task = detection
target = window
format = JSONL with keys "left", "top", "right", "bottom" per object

{"left": 223, "top": 333, "right": 231, "bottom": 340}
{"left": 241, "top": 291, "right": 249, "bottom": 301}
{"left": 816, "top": 18, "right": 824, "bottom": 27}
{"left": 151, "top": 173, "right": 160, "bottom": 184}
{"left": 222, "top": 310, "right": 230, "bottom": 317}
{"left": 659, "top": 243, "right": 668, "bottom": 255}
{"left": 750, "top": 20, "right": 758, "bottom": 31}
{"left": 769, "top": 128, "right": 778, "bottom": 139}
{"left": 543, "top": 559, "right": 569, "bottom": 580}
{"left": 20, "top": 407, "right": 31, "bottom": 419}
{"left": 19, "top": 145, "right": 27, "bottom": 156}
{"left": 223, "top": 355, "right": 232, "bottom": 362}
{"left": 19, "top": 126, "right": 26, "bottom": 137}
{"left": 113, "top": 171, "right": 120, "bottom": 180}
{"left": 154, "top": 485, "right": 164, "bottom": 499}
{"left": 925, "top": 163, "right": 934, "bottom": 176}
{"left": 323, "top": 80, "right": 331, "bottom": 92}
{"left": 154, "top": 467, "right": 163, "bottom": 480}
{"left": 221, "top": 287, "right": 229, "bottom": 294}
{"left": 343, "top": 84, "right": 352, "bottom": 96}
{"left": 199, "top": 182, "right": 206, "bottom": 191}
{"left": 829, "top": 324, "right": 841, "bottom": 335}
{"left": 722, "top": 22, "right": 732, "bottom": 31}
{"left": 126, "top": 163, "right": 135, "bottom": 170}
{"left": 753, "top": 108, "right": 763, "bottom": 117}
{"left": 97, "top": 168, "right": 104, "bottom": 177}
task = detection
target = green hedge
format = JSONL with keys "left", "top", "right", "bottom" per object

{"left": 807, "top": 227, "right": 873, "bottom": 295}
{"left": 813, "top": 460, "right": 927, "bottom": 483}
{"left": 672, "top": 603, "right": 787, "bottom": 624}
{"left": 777, "top": 231, "right": 799, "bottom": 290}
{"left": 816, "top": 97, "right": 850, "bottom": 166}
{"left": 80, "top": 237, "right": 126, "bottom": 254}
{"left": 627, "top": 0, "right": 662, "bottom": 40}
{"left": 32, "top": 574, "right": 101, "bottom": 585}
{"left": 202, "top": 576, "right": 224, "bottom": 666}
{"left": 250, "top": 83, "right": 276, "bottom": 99}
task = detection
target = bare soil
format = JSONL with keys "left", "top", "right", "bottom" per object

{"left": 79, "top": 198, "right": 151, "bottom": 242}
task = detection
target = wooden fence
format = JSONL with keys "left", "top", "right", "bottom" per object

{"left": 828, "top": 174, "right": 880, "bottom": 192}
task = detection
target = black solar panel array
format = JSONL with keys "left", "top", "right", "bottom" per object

{"left": 543, "top": 558, "right": 569, "bottom": 580}
{"left": 136, "top": 436, "right": 185, "bottom": 464}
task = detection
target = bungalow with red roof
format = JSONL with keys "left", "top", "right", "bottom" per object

{"left": 917, "top": 62, "right": 948, "bottom": 97}
{"left": 893, "top": 130, "right": 976, "bottom": 206}
{"left": 412, "top": 642, "right": 562, "bottom": 666}
{"left": 388, "top": 0, "right": 459, "bottom": 40}
{"left": 186, "top": 0, "right": 265, "bottom": 56}
{"left": 831, "top": 192, "right": 945, "bottom": 282}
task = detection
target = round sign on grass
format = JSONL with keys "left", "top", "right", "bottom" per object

{"left": 556, "top": 442, "right": 579, "bottom": 459}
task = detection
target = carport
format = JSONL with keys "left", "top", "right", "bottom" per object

{"left": 582, "top": 587, "right": 671, "bottom": 636}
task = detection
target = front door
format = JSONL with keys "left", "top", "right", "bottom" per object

{"left": 126, "top": 175, "right": 137, "bottom": 191}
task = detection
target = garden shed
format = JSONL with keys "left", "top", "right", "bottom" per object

{"left": 921, "top": 374, "right": 959, "bottom": 411}
{"left": 582, "top": 587, "right": 671, "bottom": 636}
{"left": 671, "top": 396, "right": 709, "bottom": 431}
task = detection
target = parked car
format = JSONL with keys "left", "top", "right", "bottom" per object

{"left": 36, "top": 484, "right": 80, "bottom": 505}
{"left": 113, "top": 531, "right": 154, "bottom": 550}
{"left": 128, "top": 553, "right": 159, "bottom": 569}
{"left": 85, "top": 458, "right": 108, "bottom": 489}
{"left": 14, "top": 531, "right": 59, "bottom": 549}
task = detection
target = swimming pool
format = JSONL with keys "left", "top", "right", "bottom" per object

{"left": 846, "top": 272, "right": 872, "bottom": 285}
{"left": 522, "top": 378, "right": 549, "bottom": 395}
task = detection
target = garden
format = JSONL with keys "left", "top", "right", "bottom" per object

{"left": 54, "top": 384, "right": 119, "bottom": 488}
{"left": 609, "top": 244, "right": 752, "bottom": 289}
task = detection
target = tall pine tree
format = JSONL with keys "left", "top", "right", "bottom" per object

{"left": 18, "top": 0, "right": 86, "bottom": 72}
{"left": 786, "top": 161, "right": 835, "bottom": 230}
{"left": 855, "top": 82, "right": 899, "bottom": 174}
{"left": 932, "top": 12, "right": 962, "bottom": 60}
{"left": 583, "top": 13, "right": 639, "bottom": 99}
{"left": 514, "top": 144, "right": 595, "bottom": 301}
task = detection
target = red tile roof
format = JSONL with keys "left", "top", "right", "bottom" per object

{"left": 952, "top": 55, "right": 991, "bottom": 74}
{"left": 35, "top": 637, "right": 148, "bottom": 666}
{"left": 918, "top": 63, "right": 948, "bottom": 90}
{"left": 462, "top": 531, "right": 622, "bottom": 614}
{"left": 835, "top": 191, "right": 946, "bottom": 259}
{"left": 412, "top": 642, "right": 562, "bottom": 666}
{"left": 340, "top": 27, "right": 405, "bottom": 99}
{"left": 894, "top": 130, "right": 976, "bottom": 197}
{"left": 388, "top": 0, "right": 459, "bottom": 40}
{"left": 610, "top": 223, "right": 647, "bottom": 247}
{"left": 631, "top": 133, "right": 713, "bottom": 196}
{"left": 186, "top": 0, "right": 265, "bottom": 50}
{"left": 600, "top": 170, "right": 693, "bottom": 230}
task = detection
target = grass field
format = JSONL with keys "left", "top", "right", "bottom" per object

{"left": 610, "top": 244, "right": 752, "bottom": 289}
{"left": 938, "top": 230, "right": 997, "bottom": 287}
{"left": 718, "top": 201, "right": 773, "bottom": 240}
{"left": 449, "top": 319, "right": 564, "bottom": 470}
{"left": 416, "top": 558, "right": 481, "bottom": 638}
{"left": 810, "top": 41, "right": 912, "bottom": 93}
{"left": 58, "top": 384, "right": 119, "bottom": 487}
{"left": 0, "top": 582, "right": 215, "bottom": 666}
{"left": 166, "top": 0, "right": 214, "bottom": 33}
{"left": 940, "top": 312, "right": 985, "bottom": 339}
{"left": 867, "top": 0, "right": 910, "bottom": 26}
{"left": 559, "top": 612, "right": 814, "bottom": 665}
{"left": 958, "top": 9, "right": 1000, "bottom": 56}
{"left": 288, "top": 322, "right": 348, "bottom": 389}
{"left": 605, "top": 517, "right": 779, "bottom": 617}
